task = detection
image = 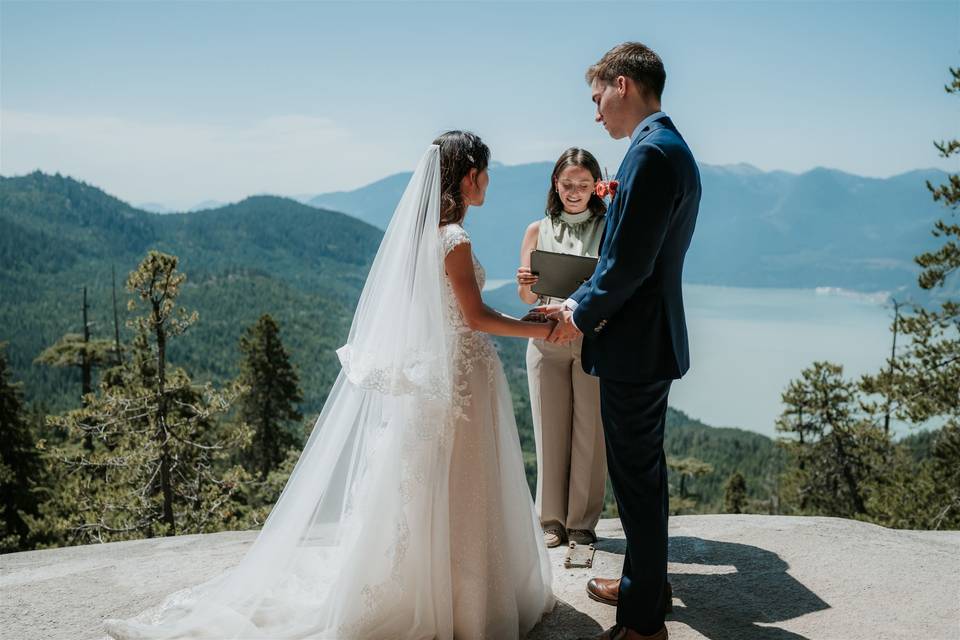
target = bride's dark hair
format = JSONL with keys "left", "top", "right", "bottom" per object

{"left": 433, "top": 130, "right": 490, "bottom": 226}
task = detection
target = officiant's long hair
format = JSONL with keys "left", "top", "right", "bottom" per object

{"left": 434, "top": 130, "right": 490, "bottom": 226}
{"left": 545, "top": 147, "right": 607, "bottom": 219}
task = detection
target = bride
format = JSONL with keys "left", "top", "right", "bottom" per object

{"left": 104, "top": 131, "right": 557, "bottom": 640}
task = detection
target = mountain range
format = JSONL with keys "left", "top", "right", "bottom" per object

{"left": 1, "top": 168, "right": 947, "bottom": 512}
{"left": 308, "top": 162, "right": 949, "bottom": 294}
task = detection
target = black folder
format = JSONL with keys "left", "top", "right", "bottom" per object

{"left": 530, "top": 250, "right": 599, "bottom": 299}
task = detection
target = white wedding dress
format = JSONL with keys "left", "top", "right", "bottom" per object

{"left": 103, "top": 146, "right": 554, "bottom": 640}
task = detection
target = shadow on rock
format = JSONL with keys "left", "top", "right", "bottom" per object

{"left": 595, "top": 535, "right": 830, "bottom": 640}
{"left": 528, "top": 598, "right": 604, "bottom": 640}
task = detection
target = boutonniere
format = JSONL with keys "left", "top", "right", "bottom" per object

{"left": 595, "top": 167, "right": 618, "bottom": 201}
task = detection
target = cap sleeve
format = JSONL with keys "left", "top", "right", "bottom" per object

{"left": 440, "top": 224, "right": 471, "bottom": 256}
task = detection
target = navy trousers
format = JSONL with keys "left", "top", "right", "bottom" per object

{"left": 599, "top": 377, "right": 672, "bottom": 635}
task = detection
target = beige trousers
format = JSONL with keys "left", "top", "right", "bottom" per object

{"left": 526, "top": 335, "right": 606, "bottom": 532}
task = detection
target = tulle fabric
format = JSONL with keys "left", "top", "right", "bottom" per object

{"left": 102, "top": 147, "right": 554, "bottom": 640}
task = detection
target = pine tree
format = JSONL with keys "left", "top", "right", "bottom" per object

{"left": 237, "top": 314, "right": 303, "bottom": 478}
{"left": 776, "top": 362, "right": 892, "bottom": 518}
{"left": 916, "top": 69, "right": 960, "bottom": 292}
{"left": 865, "top": 429, "right": 960, "bottom": 531}
{"left": 46, "top": 251, "right": 252, "bottom": 543}
{"left": 667, "top": 456, "right": 713, "bottom": 514}
{"left": 724, "top": 471, "right": 747, "bottom": 514}
{"left": 0, "top": 343, "right": 47, "bottom": 552}
{"left": 924, "top": 425, "right": 960, "bottom": 529}
{"left": 111, "top": 265, "right": 124, "bottom": 365}
{"left": 860, "top": 67, "right": 959, "bottom": 529}
{"left": 35, "top": 287, "right": 117, "bottom": 400}
{"left": 889, "top": 67, "right": 959, "bottom": 438}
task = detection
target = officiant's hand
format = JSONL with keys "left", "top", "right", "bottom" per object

{"left": 545, "top": 308, "right": 581, "bottom": 344}
{"left": 516, "top": 266, "right": 539, "bottom": 287}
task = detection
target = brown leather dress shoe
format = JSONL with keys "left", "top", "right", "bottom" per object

{"left": 586, "top": 577, "right": 620, "bottom": 606}
{"left": 585, "top": 577, "right": 673, "bottom": 613}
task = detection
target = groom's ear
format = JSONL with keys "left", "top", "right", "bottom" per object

{"left": 616, "top": 75, "right": 629, "bottom": 97}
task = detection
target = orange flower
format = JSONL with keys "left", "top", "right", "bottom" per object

{"left": 595, "top": 179, "right": 619, "bottom": 200}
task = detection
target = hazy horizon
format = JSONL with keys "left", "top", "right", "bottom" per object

{"left": 2, "top": 1, "right": 956, "bottom": 210}
{"left": 3, "top": 160, "right": 949, "bottom": 215}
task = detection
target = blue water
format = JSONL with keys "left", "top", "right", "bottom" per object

{"left": 672, "top": 284, "right": 896, "bottom": 437}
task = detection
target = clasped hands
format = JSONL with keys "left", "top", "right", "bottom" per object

{"left": 530, "top": 303, "right": 581, "bottom": 345}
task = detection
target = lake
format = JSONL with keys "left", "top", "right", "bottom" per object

{"left": 672, "top": 284, "right": 899, "bottom": 437}
{"left": 483, "top": 280, "right": 899, "bottom": 438}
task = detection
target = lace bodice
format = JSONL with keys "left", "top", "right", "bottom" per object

{"left": 440, "top": 223, "right": 485, "bottom": 333}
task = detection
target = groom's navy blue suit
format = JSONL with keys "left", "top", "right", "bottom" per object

{"left": 569, "top": 113, "right": 700, "bottom": 634}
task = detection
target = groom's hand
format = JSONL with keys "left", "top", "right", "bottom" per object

{"left": 546, "top": 308, "right": 581, "bottom": 344}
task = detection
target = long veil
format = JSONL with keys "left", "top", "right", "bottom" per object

{"left": 104, "top": 145, "right": 462, "bottom": 639}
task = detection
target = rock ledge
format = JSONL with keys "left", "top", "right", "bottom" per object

{"left": 1, "top": 515, "right": 958, "bottom": 639}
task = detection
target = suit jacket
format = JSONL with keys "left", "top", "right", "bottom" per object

{"left": 571, "top": 116, "right": 701, "bottom": 382}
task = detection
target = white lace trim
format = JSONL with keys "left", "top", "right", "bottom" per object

{"left": 439, "top": 223, "right": 470, "bottom": 256}
{"left": 335, "top": 344, "right": 451, "bottom": 401}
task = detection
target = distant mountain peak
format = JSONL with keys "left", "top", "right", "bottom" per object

{"left": 804, "top": 165, "right": 856, "bottom": 178}
{"left": 190, "top": 199, "right": 228, "bottom": 212}
{"left": 138, "top": 202, "right": 175, "bottom": 214}
{"left": 711, "top": 162, "right": 764, "bottom": 175}
{"left": 887, "top": 167, "right": 950, "bottom": 182}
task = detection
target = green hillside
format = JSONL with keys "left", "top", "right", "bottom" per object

{"left": 1, "top": 172, "right": 381, "bottom": 413}
{"left": 2, "top": 171, "right": 782, "bottom": 519}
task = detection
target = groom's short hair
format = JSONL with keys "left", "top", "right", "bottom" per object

{"left": 587, "top": 42, "right": 665, "bottom": 101}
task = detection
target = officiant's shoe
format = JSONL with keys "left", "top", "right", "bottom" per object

{"left": 543, "top": 525, "right": 566, "bottom": 548}
{"left": 577, "top": 624, "right": 668, "bottom": 640}
{"left": 586, "top": 578, "right": 673, "bottom": 613}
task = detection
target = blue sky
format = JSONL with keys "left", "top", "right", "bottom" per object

{"left": 1, "top": 0, "right": 957, "bottom": 209}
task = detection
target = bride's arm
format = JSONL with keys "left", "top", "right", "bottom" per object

{"left": 445, "top": 242, "right": 552, "bottom": 339}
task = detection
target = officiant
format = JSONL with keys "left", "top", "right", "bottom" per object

{"left": 517, "top": 147, "right": 607, "bottom": 548}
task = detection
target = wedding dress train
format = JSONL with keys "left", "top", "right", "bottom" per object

{"left": 103, "top": 146, "right": 554, "bottom": 640}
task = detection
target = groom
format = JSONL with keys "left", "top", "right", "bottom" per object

{"left": 537, "top": 42, "right": 701, "bottom": 640}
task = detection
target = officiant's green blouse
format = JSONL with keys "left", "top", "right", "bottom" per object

{"left": 517, "top": 148, "right": 607, "bottom": 548}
